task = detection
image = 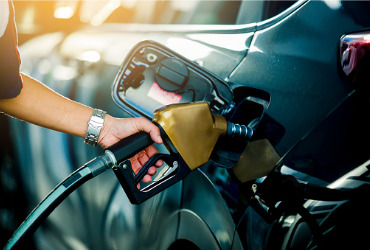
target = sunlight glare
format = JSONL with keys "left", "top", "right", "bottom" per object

{"left": 54, "top": 6, "right": 74, "bottom": 19}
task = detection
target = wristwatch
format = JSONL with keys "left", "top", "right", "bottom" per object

{"left": 84, "top": 109, "right": 107, "bottom": 146}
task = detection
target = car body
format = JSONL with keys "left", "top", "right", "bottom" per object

{"left": 2, "top": 0, "right": 369, "bottom": 249}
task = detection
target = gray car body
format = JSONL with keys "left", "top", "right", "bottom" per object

{"left": 9, "top": 0, "right": 369, "bottom": 249}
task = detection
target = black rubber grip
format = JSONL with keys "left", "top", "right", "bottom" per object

{"left": 107, "top": 131, "right": 153, "bottom": 164}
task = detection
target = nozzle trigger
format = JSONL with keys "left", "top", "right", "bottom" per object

{"left": 113, "top": 153, "right": 190, "bottom": 204}
{"left": 134, "top": 153, "right": 175, "bottom": 183}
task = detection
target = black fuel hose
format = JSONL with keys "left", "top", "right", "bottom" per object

{"left": 4, "top": 153, "right": 115, "bottom": 250}
{"left": 5, "top": 132, "right": 153, "bottom": 250}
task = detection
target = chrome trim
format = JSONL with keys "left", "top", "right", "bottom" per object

{"left": 104, "top": 150, "right": 117, "bottom": 168}
{"left": 256, "top": 0, "right": 309, "bottom": 30}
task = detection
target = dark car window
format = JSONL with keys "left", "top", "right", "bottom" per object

{"left": 262, "top": 0, "right": 297, "bottom": 20}
{"left": 14, "top": 0, "right": 298, "bottom": 44}
{"left": 104, "top": 0, "right": 242, "bottom": 25}
{"left": 236, "top": 0, "right": 297, "bottom": 24}
{"left": 97, "top": 0, "right": 297, "bottom": 25}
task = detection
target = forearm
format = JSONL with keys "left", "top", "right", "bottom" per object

{"left": 0, "top": 73, "right": 93, "bottom": 138}
{"left": 0, "top": 73, "right": 162, "bottom": 180}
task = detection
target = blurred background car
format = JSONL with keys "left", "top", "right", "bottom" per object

{"left": 1, "top": 0, "right": 369, "bottom": 249}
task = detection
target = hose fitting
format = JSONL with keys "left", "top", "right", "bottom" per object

{"left": 226, "top": 122, "right": 253, "bottom": 140}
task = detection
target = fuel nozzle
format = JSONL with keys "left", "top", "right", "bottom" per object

{"left": 112, "top": 102, "right": 256, "bottom": 204}
{"left": 113, "top": 102, "right": 235, "bottom": 204}
{"left": 153, "top": 102, "right": 228, "bottom": 170}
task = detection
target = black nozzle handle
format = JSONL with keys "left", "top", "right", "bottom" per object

{"left": 113, "top": 156, "right": 191, "bottom": 204}
{"left": 106, "top": 131, "right": 153, "bottom": 165}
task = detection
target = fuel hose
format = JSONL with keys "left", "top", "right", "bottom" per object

{"left": 5, "top": 132, "right": 153, "bottom": 250}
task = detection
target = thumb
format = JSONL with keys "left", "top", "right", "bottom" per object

{"left": 133, "top": 117, "right": 163, "bottom": 144}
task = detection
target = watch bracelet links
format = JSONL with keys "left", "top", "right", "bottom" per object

{"left": 84, "top": 109, "right": 107, "bottom": 146}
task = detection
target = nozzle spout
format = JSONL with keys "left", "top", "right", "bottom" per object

{"left": 226, "top": 122, "right": 253, "bottom": 140}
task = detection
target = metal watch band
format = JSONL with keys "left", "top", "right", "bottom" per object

{"left": 84, "top": 109, "right": 107, "bottom": 146}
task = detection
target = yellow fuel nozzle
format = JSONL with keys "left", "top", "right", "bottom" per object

{"left": 153, "top": 102, "right": 227, "bottom": 170}
{"left": 112, "top": 102, "right": 255, "bottom": 204}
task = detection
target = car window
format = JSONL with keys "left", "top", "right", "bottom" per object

{"left": 14, "top": 0, "right": 297, "bottom": 44}
{"left": 87, "top": 0, "right": 242, "bottom": 25}
{"left": 262, "top": 0, "right": 297, "bottom": 20}
{"left": 83, "top": 0, "right": 296, "bottom": 25}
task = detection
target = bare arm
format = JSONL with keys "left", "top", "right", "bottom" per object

{"left": 0, "top": 73, "right": 162, "bottom": 181}
{"left": 0, "top": 73, "right": 93, "bottom": 138}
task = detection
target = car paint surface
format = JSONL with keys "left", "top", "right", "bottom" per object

{"left": 229, "top": 0, "right": 365, "bottom": 154}
{"left": 6, "top": 0, "right": 370, "bottom": 249}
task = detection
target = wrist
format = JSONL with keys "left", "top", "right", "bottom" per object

{"left": 97, "top": 114, "right": 114, "bottom": 148}
{"left": 84, "top": 109, "right": 107, "bottom": 146}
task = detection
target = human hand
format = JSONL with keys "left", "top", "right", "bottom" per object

{"left": 98, "top": 115, "right": 163, "bottom": 182}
